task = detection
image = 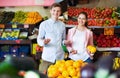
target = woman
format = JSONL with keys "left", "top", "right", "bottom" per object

{"left": 65, "top": 12, "right": 94, "bottom": 63}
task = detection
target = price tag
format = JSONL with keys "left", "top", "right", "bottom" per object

{"left": 12, "top": 24, "right": 17, "bottom": 28}
{"left": 0, "top": 24, "right": 5, "bottom": 28}
{"left": 104, "top": 28, "right": 114, "bottom": 35}
{"left": 24, "top": 24, "right": 29, "bottom": 28}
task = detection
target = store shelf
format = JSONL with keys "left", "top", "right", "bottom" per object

{"left": 66, "top": 25, "right": 120, "bottom": 34}
{"left": 66, "top": 25, "right": 120, "bottom": 28}
{"left": 0, "top": 40, "right": 32, "bottom": 45}
{"left": 97, "top": 47, "right": 120, "bottom": 51}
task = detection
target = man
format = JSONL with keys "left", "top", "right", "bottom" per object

{"left": 37, "top": 3, "right": 66, "bottom": 74}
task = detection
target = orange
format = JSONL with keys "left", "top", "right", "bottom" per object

{"left": 76, "top": 67, "right": 80, "bottom": 72}
{"left": 65, "top": 60, "right": 74, "bottom": 66}
{"left": 73, "top": 61, "right": 81, "bottom": 68}
{"left": 47, "top": 65, "right": 60, "bottom": 77}
{"left": 69, "top": 68, "right": 77, "bottom": 77}
{"left": 66, "top": 77, "right": 71, "bottom": 78}
{"left": 48, "top": 69, "right": 60, "bottom": 77}
{"left": 77, "top": 60, "right": 84, "bottom": 64}
{"left": 62, "top": 70, "right": 69, "bottom": 77}
{"left": 58, "top": 65, "right": 67, "bottom": 72}
{"left": 67, "top": 66, "right": 74, "bottom": 72}
{"left": 57, "top": 75, "right": 64, "bottom": 78}
{"left": 72, "top": 76, "right": 79, "bottom": 78}
{"left": 77, "top": 71, "right": 80, "bottom": 78}
{"left": 47, "top": 65, "right": 54, "bottom": 73}
{"left": 56, "top": 60, "right": 63, "bottom": 64}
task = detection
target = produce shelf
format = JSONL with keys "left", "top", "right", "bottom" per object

{"left": 0, "top": 40, "right": 32, "bottom": 45}
{"left": 66, "top": 25, "right": 120, "bottom": 28}
{"left": 97, "top": 47, "right": 120, "bottom": 51}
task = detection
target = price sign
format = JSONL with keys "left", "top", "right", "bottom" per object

{"left": 24, "top": 24, "right": 29, "bottom": 28}
{"left": 104, "top": 28, "right": 114, "bottom": 35}
{"left": 12, "top": 24, "right": 17, "bottom": 28}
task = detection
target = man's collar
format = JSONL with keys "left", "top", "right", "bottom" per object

{"left": 49, "top": 18, "right": 58, "bottom": 24}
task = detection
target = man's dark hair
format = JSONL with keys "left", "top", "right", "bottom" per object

{"left": 50, "top": 3, "right": 62, "bottom": 10}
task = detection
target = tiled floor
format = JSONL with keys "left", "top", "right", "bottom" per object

{"left": 77, "top": 0, "right": 120, "bottom": 8}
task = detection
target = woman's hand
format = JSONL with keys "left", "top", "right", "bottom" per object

{"left": 44, "top": 39, "right": 51, "bottom": 44}
{"left": 87, "top": 49, "right": 94, "bottom": 60}
{"left": 70, "top": 49, "right": 77, "bottom": 54}
{"left": 64, "top": 40, "right": 72, "bottom": 45}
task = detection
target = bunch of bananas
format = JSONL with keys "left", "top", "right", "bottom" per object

{"left": 113, "top": 57, "right": 120, "bottom": 70}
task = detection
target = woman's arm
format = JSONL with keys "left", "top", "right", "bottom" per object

{"left": 66, "top": 29, "right": 73, "bottom": 53}
{"left": 88, "top": 31, "right": 94, "bottom": 46}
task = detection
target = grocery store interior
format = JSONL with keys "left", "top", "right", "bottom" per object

{"left": 0, "top": 0, "right": 120, "bottom": 78}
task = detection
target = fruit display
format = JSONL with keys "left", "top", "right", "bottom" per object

{"left": 47, "top": 60, "right": 87, "bottom": 78}
{"left": 0, "top": 11, "right": 15, "bottom": 24}
{"left": 113, "top": 57, "right": 120, "bottom": 70}
{"left": 67, "top": 7, "right": 119, "bottom": 26}
{"left": 0, "top": 11, "right": 43, "bottom": 24}
{"left": 19, "top": 32, "right": 28, "bottom": 39}
{"left": 88, "top": 18, "right": 117, "bottom": 26}
{"left": 12, "top": 11, "right": 27, "bottom": 24}
{"left": 68, "top": 7, "right": 117, "bottom": 19}
{"left": 118, "top": 20, "right": 120, "bottom": 25}
{"left": 24, "top": 12, "right": 43, "bottom": 24}
{"left": 116, "top": 6, "right": 120, "bottom": 13}
{"left": 0, "top": 24, "right": 5, "bottom": 28}
{"left": 94, "top": 34, "right": 120, "bottom": 47}
{"left": 104, "top": 28, "right": 114, "bottom": 35}
{"left": 0, "top": 11, "right": 4, "bottom": 23}
{"left": 0, "top": 29, "right": 3, "bottom": 38}
{"left": 68, "top": 7, "right": 91, "bottom": 18}
{"left": 35, "top": 44, "right": 43, "bottom": 52}
{"left": 11, "top": 29, "right": 20, "bottom": 38}
{"left": 1, "top": 29, "right": 20, "bottom": 40}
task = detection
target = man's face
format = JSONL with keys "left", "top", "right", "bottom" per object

{"left": 50, "top": 7, "right": 61, "bottom": 19}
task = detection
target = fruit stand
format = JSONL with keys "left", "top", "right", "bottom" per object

{"left": 0, "top": 11, "right": 43, "bottom": 59}
{"left": 0, "top": 1, "right": 120, "bottom": 78}
{"left": 66, "top": 6, "right": 120, "bottom": 69}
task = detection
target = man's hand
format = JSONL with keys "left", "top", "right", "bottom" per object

{"left": 64, "top": 40, "right": 72, "bottom": 45}
{"left": 44, "top": 39, "right": 51, "bottom": 44}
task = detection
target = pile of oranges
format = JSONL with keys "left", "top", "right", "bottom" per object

{"left": 47, "top": 60, "right": 88, "bottom": 78}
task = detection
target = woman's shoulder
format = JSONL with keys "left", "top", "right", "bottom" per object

{"left": 85, "top": 28, "right": 92, "bottom": 32}
{"left": 69, "top": 27, "right": 76, "bottom": 31}
{"left": 85, "top": 28, "right": 93, "bottom": 35}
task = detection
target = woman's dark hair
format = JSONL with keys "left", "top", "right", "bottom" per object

{"left": 78, "top": 11, "right": 88, "bottom": 27}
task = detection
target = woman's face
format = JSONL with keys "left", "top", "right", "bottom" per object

{"left": 77, "top": 13, "right": 87, "bottom": 26}
{"left": 50, "top": 7, "right": 61, "bottom": 20}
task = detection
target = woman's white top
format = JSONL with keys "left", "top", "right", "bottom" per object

{"left": 69, "top": 29, "right": 89, "bottom": 61}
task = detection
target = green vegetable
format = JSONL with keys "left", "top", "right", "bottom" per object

{"left": 105, "top": 20, "right": 110, "bottom": 24}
